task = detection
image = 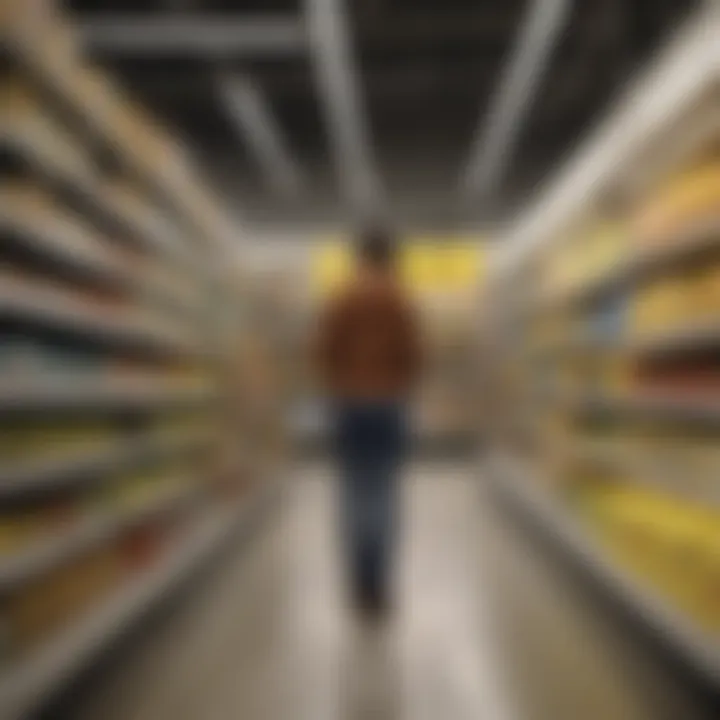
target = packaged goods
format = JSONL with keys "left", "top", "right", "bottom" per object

{"left": 506, "top": 131, "right": 720, "bottom": 636}
{"left": 0, "top": 421, "right": 121, "bottom": 464}
{"left": 635, "top": 161, "right": 720, "bottom": 241}
{"left": 4, "top": 546, "right": 125, "bottom": 657}
{"left": 0, "top": 14, "right": 259, "bottom": 698}
{"left": 122, "top": 524, "right": 165, "bottom": 571}
{"left": 575, "top": 481, "right": 720, "bottom": 629}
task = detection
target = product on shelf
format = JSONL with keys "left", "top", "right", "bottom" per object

{"left": 121, "top": 522, "right": 167, "bottom": 571}
{"left": 634, "top": 160, "right": 720, "bottom": 242}
{"left": 0, "top": 420, "right": 122, "bottom": 464}
{"left": 0, "top": 500, "right": 76, "bottom": 557}
{"left": 489, "top": 89, "right": 720, "bottom": 654}
{"left": 0, "top": 5, "right": 269, "bottom": 706}
{"left": 2, "top": 544, "right": 125, "bottom": 658}
{"left": 570, "top": 479, "right": 720, "bottom": 630}
{"left": 631, "top": 258, "right": 720, "bottom": 338}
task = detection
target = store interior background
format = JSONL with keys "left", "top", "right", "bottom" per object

{"left": 1, "top": 1, "right": 719, "bottom": 719}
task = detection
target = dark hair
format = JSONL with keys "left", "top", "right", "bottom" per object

{"left": 356, "top": 227, "right": 396, "bottom": 269}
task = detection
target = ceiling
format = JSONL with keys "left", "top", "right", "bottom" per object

{"left": 64, "top": 0, "right": 699, "bottom": 233}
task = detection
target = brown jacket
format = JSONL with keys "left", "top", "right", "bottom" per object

{"left": 316, "top": 276, "right": 422, "bottom": 400}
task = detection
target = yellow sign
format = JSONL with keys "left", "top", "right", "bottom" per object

{"left": 313, "top": 243, "right": 353, "bottom": 295}
{"left": 312, "top": 238, "right": 485, "bottom": 295}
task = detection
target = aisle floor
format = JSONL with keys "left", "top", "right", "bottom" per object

{"left": 63, "top": 463, "right": 715, "bottom": 720}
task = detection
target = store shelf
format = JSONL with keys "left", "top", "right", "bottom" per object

{"left": 2, "top": 111, "right": 94, "bottom": 187}
{"left": 1, "top": 200, "right": 130, "bottom": 289}
{"left": 631, "top": 318, "right": 720, "bottom": 357}
{"left": 572, "top": 444, "right": 720, "bottom": 508}
{"left": 487, "top": 453, "right": 720, "bottom": 688}
{"left": 4, "top": 121, "right": 137, "bottom": 242}
{"left": 3, "top": 103, "right": 199, "bottom": 275}
{"left": 0, "top": 280, "right": 197, "bottom": 356}
{"left": 535, "top": 318, "right": 720, "bottom": 358}
{"left": 535, "top": 216, "right": 720, "bottom": 314}
{"left": 96, "top": 186, "right": 198, "bottom": 267}
{"left": 0, "top": 17, "right": 276, "bottom": 720}
{"left": 0, "top": 431, "right": 210, "bottom": 499}
{"left": 1, "top": 197, "right": 202, "bottom": 321}
{"left": 594, "top": 216, "right": 720, "bottom": 297}
{"left": 74, "top": 180, "right": 194, "bottom": 268}
{"left": 5, "top": 30, "right": 156, "bottom": 196}
{"left": 578, "top": 393, "right": 720, "bottom": 426}
{"left": 0, "top": 482, "right": 199, "bottom": 592}
{"left": 72, "top": 178, "right": 201, "bottom": 277}
{"left": 5, "top": 24, "right": 229, "bottom": 254}
{"left": 0, "top": 379, "right": 214, "bottom": 415}
{"left": 0, "top": 479, "right": 281, "bottom": 720}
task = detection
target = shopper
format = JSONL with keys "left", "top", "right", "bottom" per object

{"left": 316, "top": 228, "right": 422, "bottom": 614}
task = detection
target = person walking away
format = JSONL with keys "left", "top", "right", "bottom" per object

{"left": 315, "top": 229, "right": 422, "bottom": 613}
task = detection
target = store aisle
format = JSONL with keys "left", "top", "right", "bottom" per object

{"left": 62, "top": 464, "right": 509, "bottom": 720}
{"left": 61, "top": 463, "right": 714, "bottom": 720}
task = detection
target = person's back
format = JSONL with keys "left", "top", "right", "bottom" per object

{"left": 318, "top": 271, "right": 420, "bottom": 402}
{"left": 316, "top": 229, "right": 421, "bottom": 615}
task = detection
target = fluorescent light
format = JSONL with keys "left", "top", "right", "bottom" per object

{"left": 304, "top": 0, "right": 383, "bottom": 217}
{"left": 218, "top": 74, "right": 303, "bottom": 198}
{"left": 461, "top": 0, "right": 571, "bottom": 198}
{"left": 78, "top": 15, "right": 305, "bottom": 58}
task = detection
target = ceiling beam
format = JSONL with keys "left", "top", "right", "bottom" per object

{"left": 217, "top": 74, "right": 303, "bottom": 198}
{"left": 460, "top": 0, "right": 572, "bottom": 198}
{"left": 76, "top": 15, "right": 306, "bottom": 58}
{"left": 304, "top": 0, "right": 383, "bottom": 218}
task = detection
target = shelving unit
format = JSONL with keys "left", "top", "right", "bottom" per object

{"left": 0, "top": 478, "right": 282, "bottom": 720}
{"left": 575, "top": 394, "right": 720, "bottom": 426}
{"left": 0, "top": 379, "right": 215, "bottom": 415}
{"left": 571, "top": 443, "right": 720, "bottom": 508}
{"left": 0, "top": 430, "right": 208, "bottom": 499}
{"left": 0, "top": 6, "right": 281, "bottom": 717}
{"left": 0, "top": 479, "right": 198, "bottom": 592}
{"left": 630, "top": 319, "right": 720, "bottom": 358}
{"left": 485, "top": 3, "right": 720, "bottom": 689}
{"left": 0, "top": 279, "right": 198, "bottom": 357}
{"left": 533, "top": 215, "right": 720, "bottom": 314}
{"left": 488, "top": 454, "right": 720, "bottom": 687}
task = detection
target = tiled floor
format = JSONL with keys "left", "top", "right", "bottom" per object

{"left": 63, "top": 463, "right": 715, "bottom": 720}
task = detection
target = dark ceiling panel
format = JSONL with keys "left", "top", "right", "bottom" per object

{"left": 67, "top": 0, "right": 163, "bottom": 11}
{"left": 72, "top": 0, "right": 704, "bottom": 227}
{"left": 377, "top": 0, "right": 524, "bottom": 15}
{"left": 199, "top": 0, "right": 301, "bottom": 11}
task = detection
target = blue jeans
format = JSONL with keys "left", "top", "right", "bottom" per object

{"left": 334, "top": 402, "right": 407, "bottom": 600}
